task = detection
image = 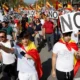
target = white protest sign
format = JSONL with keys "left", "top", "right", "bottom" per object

{"left": 59, "top": 12, "right": 80, "bottom": 33}
{"left": 48, "top": 10, "right": 58, "bottom": 19}
{"left": 23, "top": 10, "right": 36, "bottom": 16}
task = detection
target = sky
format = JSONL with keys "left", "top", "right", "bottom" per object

{"left": 24, "top": 0, "right": 36, "bottom": 4}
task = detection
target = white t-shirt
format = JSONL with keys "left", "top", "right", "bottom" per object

{"left": 0, "top": 41, "right": 16, "bottom": 64}
{"left": 52, "top": 42, "right": 75, "bottom": 72}
{"left": 14, "top": 45, "right": 37, "bottom": 73}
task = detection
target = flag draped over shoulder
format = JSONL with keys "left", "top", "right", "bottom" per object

{"left": 59, "top": 38, "right": 80, "bottom": 76}
{"left": 17, "top": 41, "right": 43, "bottom": 79}
{"left": 69, "top": 40, "right": 80, "bottom": 76}
{"left": 59, "top": 38, "right": 78, "bottom": 52}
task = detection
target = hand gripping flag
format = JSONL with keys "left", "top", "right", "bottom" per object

{"left": 17, "top": 41, "right": 43, "bottom": 79}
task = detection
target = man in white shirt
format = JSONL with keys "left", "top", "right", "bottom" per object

{"left": 0, "top": 30, "right": 16, "bottom": 80}
{"left": 0, "top": 31, "right": 43, "bottom": 80}
{"left": 52, "top": 32, "right": 80, "bottom": 80}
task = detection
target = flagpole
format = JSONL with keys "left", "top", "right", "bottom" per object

{"left": 44, "top": 0, "right": 46, "bottom": 8}
{"left": 71, "top": 0, "right": 73, "bottom": 4}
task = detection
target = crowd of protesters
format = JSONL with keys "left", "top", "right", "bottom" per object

{"left": 0, "top": 3, "right": 80, "bottom": 80}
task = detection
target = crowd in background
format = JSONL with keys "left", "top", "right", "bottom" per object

{"left": 0, "top": 3, "right": 80, "bottom": 80}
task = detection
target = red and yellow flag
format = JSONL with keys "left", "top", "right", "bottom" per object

{"left": 66, "top": 2, "right": 73, "bottom": 11}
{"left": 2, "top": 4, "right": 9, "bottom": 11}
{"left": 58, "top": 2, "right": 63, "bottom": 9}
{"left": 46, "top": 1, "right": 51, "bottom": 9}
{"left": 18, "top": 41, "right": 43, "bottom": 79}
{"left": 36, "top": 4, "right": 41, "bottom": 10}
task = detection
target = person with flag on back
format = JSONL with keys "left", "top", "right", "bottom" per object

{"left": 52, "top": 32, "right": 80, "bottom": 80}
{"left": 0, "top": 31, "right": 43, "bottom": 80}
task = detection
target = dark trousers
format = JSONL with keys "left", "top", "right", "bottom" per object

{"left": 45, "top": 33, "right": 54, "bottom": 50}
{"left": 56, "top": 69, "right": 74, "bottom": 80}
{"left": 2, "top": 62, "right": 17, "bottom": 80}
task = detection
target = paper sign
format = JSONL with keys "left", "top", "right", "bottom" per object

{"left": 23, "top": 10, "right": 36, "bottom": 16}
{"left": 59, "top": 12, "right": 80, "bottom": 33}
{"left": 48, "top": 10, "right": 58, "bottom": 19}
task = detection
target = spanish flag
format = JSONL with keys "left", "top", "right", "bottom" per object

{"left": 59, "top": 38, "right": 78, "bottom": 52}
{"left": 59, "top": 38, "right": 80, "bottom": 76}
{"left": 2, "top": 4, "right": 9, "bottom": 15}
{"left": 36, "top": 4, "right": 41, "bottom": 10}
{"left": 2, "top": 4, "right": 9, "bottom": 11}
{"left": 46, "top": 1, "right": 51, "bottom": 8}
{"left": 69, "top": 40, "right": 80, "bottom": 76}
{"left": 17, "top": 41, "right": 43, "bottom": 79}
{"left": 66, "top": 2, "right": 73, "bottom": 11}
{"left": 58, "top": 2, "right": 63, "bottom": 9}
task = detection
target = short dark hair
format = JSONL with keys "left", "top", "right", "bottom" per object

{"left": 19, "top": 31, "right": 30, "bottom": 39}
{"left": 2, "top": 21, "right": 9, "bottom": 24}
{"left": 63, "top": 32, "right": 72, "bottom": 37}
{"left": 0, "top": 30, "right": 7, "bottom": 36}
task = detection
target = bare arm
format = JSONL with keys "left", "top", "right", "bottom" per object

{"left": 42, "top": 28, "right": 45, "bottom": 39}
{"left": 0, "top": 44, "right": 14, "bottom": 53}
{"left": 12, "top": 32, "right": 16, "bottom": 40}
{"left": 52, "top": 53, "right": 57, "bottom": 78}
{"left": 25, "top": 54, "right": 33, "bottom": 59}
{"left": 74, "top": 48, "right": 80, "bottom": 59}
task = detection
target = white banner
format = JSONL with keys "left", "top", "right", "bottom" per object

{"left": 48, "top": 10, "right": 58, "bottom": 19}
{"left": 23, "top": 10, "right": 36, "bottom": 16}
{"left": 59, "top": 12, "right": 80, "bottom": 33}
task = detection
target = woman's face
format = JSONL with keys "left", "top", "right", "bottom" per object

{"left": 21, "top": 38, "right": 29, "bottom": 46}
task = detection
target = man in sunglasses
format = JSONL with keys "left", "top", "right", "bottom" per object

{"left": 0, "top": 31, "right": 43, "bottom": 80}
{"left": 0, "top": 30, "right": 16, "bottom": 80}
{"left": 52, "top": 32, "right": 80, "bottom": 80}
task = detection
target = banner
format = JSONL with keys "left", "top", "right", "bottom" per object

{"left": 48, "top": 10, "right": 58, "bottom": 19}
{"left": 59, "top": 12, "right": 80, "bottom": 33}
{"left": 23, "top": 10, "right": 36, "bottom": 16}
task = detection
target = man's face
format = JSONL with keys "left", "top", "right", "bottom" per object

{"left": 63, "top": 34, "right": 71, "bottom": 42}
{"left": 0, "top": 33, "right": 6, "bottom": 42}
{"left": 2, "top": 22, "right": 6, "bottom": 27}
{"left": 46, "top": 17, "right": 50, "bottom": 21}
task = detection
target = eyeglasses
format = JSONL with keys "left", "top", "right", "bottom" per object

{"left": 0, "top": 36, "right": 5, "bottom": 38}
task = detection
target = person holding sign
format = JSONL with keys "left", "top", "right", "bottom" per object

{"left": 52, "top": 32, "right": 80, "bottom": 80}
